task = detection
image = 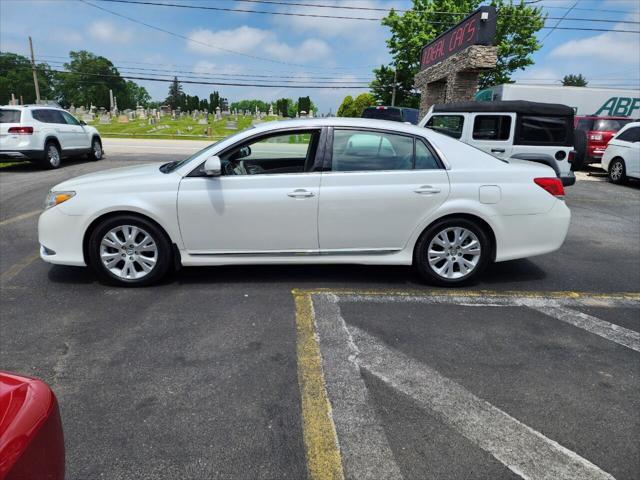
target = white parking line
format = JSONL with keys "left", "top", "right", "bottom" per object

{"left": 524, "top": 303, "right": 640, "bottom": 353}
{"left": 312, "top": 293, "right": 617, "bottom": 480}
{"left": 313, "top": 294, "right": 403, "bottom": 480}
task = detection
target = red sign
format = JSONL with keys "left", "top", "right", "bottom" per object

{"left": 420, "top": 7, "right": 497, "bottom": 70}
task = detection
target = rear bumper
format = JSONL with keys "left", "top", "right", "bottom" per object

{"left": 494, "top": 200, "right": 571, "bottom": 263}
{"left": 561, "top": 171, "right": 576, "bottom": 187}
{"left": 0, "top": 150, "right": 43, "bottom": 161}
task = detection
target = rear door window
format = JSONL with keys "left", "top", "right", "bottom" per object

{"left": 0, "top": 109, "right": 21, "bottom": 123}
{"left": 616, "top": 126, "right": 640, "bottom": 143}
{"left": 517, "top": 116, "right": 569, "bottom": 145}
{"left": 472, "top": 115, "right": 511, "bottom": 140}
{"left": 425, "top": 115, "right": 464, "bottom": 139}
{"left": 331, "top": 129, "right": 414, "bottom": 171}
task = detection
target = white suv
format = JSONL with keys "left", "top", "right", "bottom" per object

{"left": 419, "top": 101, "right": 577, "bottom": 186}
{"left": 0, "top": 105, "right": 103, "bottom": 169}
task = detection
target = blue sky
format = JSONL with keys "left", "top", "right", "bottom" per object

{"left": 1, "top": 0, "right": 638, "bottom": 113}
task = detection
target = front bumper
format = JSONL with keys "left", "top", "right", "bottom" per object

{"left": 38, "top": 207, "right": 87, "bottom": 266}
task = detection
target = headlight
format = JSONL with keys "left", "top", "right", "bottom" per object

{"left": 44, "top": 191, "right": 76, "bottom": 209}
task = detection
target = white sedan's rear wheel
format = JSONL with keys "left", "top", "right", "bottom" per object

{"left": 88, "top": 215, "right": 171, "bottom": 286}
{"left": 414, "top": 218, "right": 491, "bottom": 286}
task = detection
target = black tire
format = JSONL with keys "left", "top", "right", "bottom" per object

{"left": 608, "top": 158, "right": 627, "bottom": 185}
{"left": 40, "top": 141, "right": 61, "bottom": 169}
{"left": 87, "top": 215, "right": 172, "bottom": 287}
{"left": 572, "top": 129, "right": 587, "bottom": 171}
{"left": 413, "top": 217, "right": 491, "bottom": 287}
{"left": 88, "top": 137, "right": 103, "bottom": 161}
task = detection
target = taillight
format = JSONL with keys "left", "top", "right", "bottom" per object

{"left": 568, "top": 150, "right": 576, "bottom": 164}
{"left": 7, "top": 126, "right": 33, "bottom": 135}
{"left": 534, "top": 177, "right": 565, "bottom": 198}
{"left": 589, "top": 133, "right": 603, "bottom": 141}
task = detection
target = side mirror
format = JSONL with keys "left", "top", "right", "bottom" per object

{"left": 79, "top": 120, "right": 87, "bottom": 126}
{"left": 203, "top": 155, "right": 222, "bottom": 176}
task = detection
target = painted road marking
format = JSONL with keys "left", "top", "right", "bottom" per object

{"left": 525, "top": 303, "right": 640, "bottom": 353}
{"left": 313, "top": 294, "right": 403, "bottom": 480}
{"left": 0, "top": 250, "right": 40, "bottom": 285}
{"left": 0, "top": 209, "right": 41, "bottom": 227}
{"left": 293, "top": 289, "right": 638, "bottom": 479}
{"left": 293, "top": 291, "right": 345, "bottom": 480}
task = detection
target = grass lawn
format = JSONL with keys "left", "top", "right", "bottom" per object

{"left": 91, "top": 115, "right": 278, "bottom": 140}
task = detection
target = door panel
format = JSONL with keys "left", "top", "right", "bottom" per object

{"left": 178, "top": 174, "right": 321, "bottom": 253}
{"left": 319, "top": 169, "right": 450, "bottom": 251}
{"left": 469, "top": 113, "right": 515, "bottom": 160}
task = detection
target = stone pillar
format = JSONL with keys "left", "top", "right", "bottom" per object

{"left": 414, "top": 45, "right": 498, "bottom": 117}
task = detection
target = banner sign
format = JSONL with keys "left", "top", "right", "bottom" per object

{"left": 420, "top": 6, "right": 497, "bottom": 70}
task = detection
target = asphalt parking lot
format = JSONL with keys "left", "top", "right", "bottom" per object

{"left": 1, "top": 141, "right": 638, "bottom": 480}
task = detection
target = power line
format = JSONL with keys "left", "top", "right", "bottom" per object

{"left": 3, "top": 66, "right": 371, "bottom": 89}
{"left": 79, "top": 0, "right": 376, "bottom": 69}
{"left": 38, "top": 59, "right": 375, "bottom": 81}
{"left": 234, "top": 0, "right": 638, "bottom": 24}
{"left": 540, "top": 1, "right": 578, "bottom": 43}
{"left": 95, "top": 0, "right": 640, "bottom": 31}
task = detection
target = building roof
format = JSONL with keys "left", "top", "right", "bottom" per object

{"left": 433, "top": 100, "right": 574, "bottom": 116}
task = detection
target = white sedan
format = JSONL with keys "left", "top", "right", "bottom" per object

{"left": 601, "top": 121, "right": 640, "bottom": 184}
{"left": 38, "top": 118, "right": 570, "bottom": 286}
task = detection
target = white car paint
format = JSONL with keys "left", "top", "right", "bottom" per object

{"left": 38, "top": 118, "right": 570, "bottom": 276}
{"left": 601, "top": 122, "right": 640, "bottom": 180}
{"left": 0, "top": 105, "right": 101, "bottom": 162}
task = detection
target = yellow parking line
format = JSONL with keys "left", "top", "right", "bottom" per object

{"left": 293, "top": 291, "right": 345, "bottom": 480}
{"left": 0, "top": 209, "right": 41, "bottom": 227}
{"left": 292, "top": 288, "right": 640, "bottom": 301}
{"left": 0, "top": 250, "right": 40, "bottom": 285}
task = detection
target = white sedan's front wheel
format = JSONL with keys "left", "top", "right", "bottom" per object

{"left": 414, "top": 218, "right": 491, "bottom": 286}
{"left": 88, "top": 215, "right": 171, "bottom": 286}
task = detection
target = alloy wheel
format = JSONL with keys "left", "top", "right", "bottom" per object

{"left": 427, "top": 227, "right": 481, "bottom": 280}
{"left": 93, "top": 140, "right": 102, "bottom": 159}
{"left": 47, "top": 145, "right": 60, "bottom": 168}
{"left": 610, "top": 161, "right": 623, "bottom": 181}
{"left": 100, "top": 225, "right": 158, "bottom": 280}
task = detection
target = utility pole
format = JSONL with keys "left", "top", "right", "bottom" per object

{"left": 391, "top": 68, "right": 397, "bottom": 107}
{"left": 28, "top": 36, "right": 41, "bottom": 104}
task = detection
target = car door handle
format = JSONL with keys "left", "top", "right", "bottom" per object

{"left": 287, "top": 189, "right": 314, "bottom": 198}
{"left": 491, "top": 148, "right": 505, "bottom": 153}
{"left": 414, "top": 185, "right": 441, "bottom": 195}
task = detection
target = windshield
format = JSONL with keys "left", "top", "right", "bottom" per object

{"left": 159, "top": 128, "right": 253, "bottom": 173}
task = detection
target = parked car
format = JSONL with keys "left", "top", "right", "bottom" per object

{"left": 0, "top": 105, "right": 103, "bottom": 169}
{"left": 38, "top": 118, "right": 570, "bottom": 287}
{"left": 0, "top": 372, "right": 65, "bottom": 480}
{"left": 419, "top": 101, "right": 578, "bottom": 186}
{"left": 574, "top": 116, "right": 634, "bottom": 167}
{"left": 601, "top": 121, "right": 640, "bottom": 184}
{"left": 362, "top": 106, "right": 419, "bottom": 125}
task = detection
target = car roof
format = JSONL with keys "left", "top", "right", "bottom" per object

{"left": 433, "top": 100, "right": 574, "bottom": 116}
{"left": 246, "top": 117, "right": 429, "bottom": 136}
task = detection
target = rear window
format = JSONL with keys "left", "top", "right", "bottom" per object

{"left": 362, "top": 107, "right": 403, "bottom": 122}
{"left": 517, "top": 116, "right": 570, "bottom": 145}
{"left": 0, "top": 109, "right": 21, "bottom": 123}
{"left": 401, "top": 109, "right": 419, "bottom": 125}
{"left": 575, "top": 118, "right": 594, "bottom": 131}
{"left": 594, "top": 119, "right": 632, "bottom": 132}
{"left": 426, "top": 115, "right": 464, "bottom": 139}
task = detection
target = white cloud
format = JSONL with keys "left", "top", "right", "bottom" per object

{"left": 88, "top": 21, "right": 133, "bottom": 44}
{"left": 187, "top": 26, "right": 332, "bottom": 62}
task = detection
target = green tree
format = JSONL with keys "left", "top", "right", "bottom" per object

{"left": 0, "top": 52, "right": 54, "bottom": 104}
{"left": 352, "top": 93, "right": 376, "bottom": 116}
{"left": 229, "top": 99, "right": 269, "bottom": 114}
{"left": 123, "top": 81, "right": 151, "bottom": 107}
{"left": 166, "top": 76, "right": 183, "bottom": 110}
{"left": 209, "top": 91, "right": 220, "bottom": 112}
{"left": 373, "top": 0, "right": 545, "bottom": 106}
{"left": 562, "top": 74, "right": 588, "bottom": 87}
{"left": 54, "top": 50, "right": 130, "bottom": 108}
{"left": 298, "top": 96, "right": 312, "bottom": 114}
{"left": 337, "top": 95, "right": 355, "bottom": 117}
{"left": 275, "top": 98, "right": 291, "bottom": 117}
